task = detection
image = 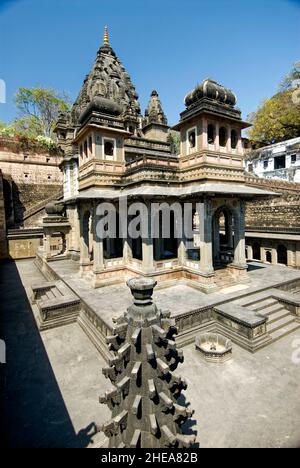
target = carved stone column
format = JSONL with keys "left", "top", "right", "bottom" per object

{"left": 198, "top": 200, "right": 214, "bottom": 275}
{"left": 142, "top": 203, "right": 154, "bottom": 274}
{"left": 232, "top": 202, "right": 247, "bottom": 267}
{"left": 100, "top": 277, "right": 196, "bottom": 448}
{"left": 93, "top": 204, "right": 104, "bottom": 273}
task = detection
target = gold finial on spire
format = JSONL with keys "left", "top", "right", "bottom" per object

{"left": 103, "top": 25, "right": 109, "bottom": 45}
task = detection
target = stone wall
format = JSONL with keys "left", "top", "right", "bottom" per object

{"left": 0, "top": 170, "right": 8, "bottom": 258}
{"left": 245, "top": 176, "right": 300, "bottom": 229}
{"left": 0, "top": 138, "right": 63, "bottom": 258}
{"left": 0, "top": 138, "right": 63, "bottom": 228}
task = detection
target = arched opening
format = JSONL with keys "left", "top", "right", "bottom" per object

{"left": 51, "top": 232, "right": 67, "bottom": 256}
{"left": 252, "top": 242, "right": 261, "bottom": 260}
{"left": 154, "top": 211, "right": 178, "bottom": 261}
{"left": 219, "top": 127, "right": 228, "bottom": 147}
{"left": 266, "top": 251, "right": 272, "bottom": 263}
{"left": 84, "top": 140, "right": 88, "bottom": 159}
{"left": 212, "top": 207, "right": 234, "bottom": 267}
{"left": 89, "top": 136, "right": 93, "bottom": 156}
{"left": 188, "top": 130, "right": 196, "bottom": 151}
{"left": 104, "top": 141, "right": 114, "bottom": 158}
{"left": 207, "top": 124, "right": 215, "bottom": 145}
{"left": 129, "top": 211, "right": 143, "bottom": 261}
{"left": 277, "top": 244, "right": 287, "bottom": 265}
{"left": 103, "top": 211, "right": 123, "bottom": 260}
{"left": 231, "top": 129, "right": 238, "bottom": 149}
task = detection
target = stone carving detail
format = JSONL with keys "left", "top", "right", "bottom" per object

{"left": 99, "top": 277, "right": 196, "bottom": 448}
{"left": 144, "top": 90, "right": 168, "bottom": 126}
{"left": 57, "top": 27, "right": 141, "bottom": 130}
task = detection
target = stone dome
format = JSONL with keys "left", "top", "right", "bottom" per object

{"left": 78, "top": 96, "right": 123, "bottom": 124}
{"left": 185, "top": 79, "right": 237, "bottom": 108}
{"left": 45, "top": 202, "right": 65, "bottom": 216}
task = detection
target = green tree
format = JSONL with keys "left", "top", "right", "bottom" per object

{"left": 14, "top": 87, "right": 70, "bottom": 138}
{"left": 168, "top": 130, "right": 180, "bottom": 155}
{"left": 248, "top": 63, "right": 300, "bottom": 145}
{"left": 279, "top": 61, "right": 300, "bottom": 91}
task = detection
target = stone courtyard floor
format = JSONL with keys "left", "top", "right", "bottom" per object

{"left": 0, "top": 259, "right": 300, "bottom": 448}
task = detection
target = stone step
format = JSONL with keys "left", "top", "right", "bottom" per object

{"left": 234, "top": 293, "right": 272, "bottom": 308}
{"left": 55, "top": 281, "right": 72, "bottom": 297}
{"left": 247, "top": 297, "right": 278, "bottom": 310}
{"left": 269, "top": 322, "right": 300, "bottom": 343}
{"left": 267, "top": 316, "right": 295, "bottom": 334}
{"left": 252, "top": 302, "right": 283, "bottom": 314}
{"left": 262, "top": 303, "right": 285, "bottom": 314}
{"left": 51, "top": 287, "right": 63, "bottom": 299}
{"left": 267, "top": 309, "right": 291, "bottom": 324}
{"left": 45, "top": 289, "right": 55, "bottom": 300}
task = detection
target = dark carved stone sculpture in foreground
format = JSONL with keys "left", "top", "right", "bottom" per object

{"left": 99, "top": 278, "right": 196, "bottom": 448}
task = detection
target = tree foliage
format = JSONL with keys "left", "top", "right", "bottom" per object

{"left": 248, "top": 63, "right": 300, "bottom": 145}
{"left": 279, "top": 61, "right": 300, "bottom": 91}
{"left": 14, "top": 87, "right": 70, "bottom": 138}
{"left": 168, "top": 130, "right": 180, "bottom": 155}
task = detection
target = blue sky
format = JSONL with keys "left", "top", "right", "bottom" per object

{"left": 0, "top": 0, "right": 299, "bottom": 126}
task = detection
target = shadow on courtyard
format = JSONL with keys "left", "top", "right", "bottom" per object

{"left": 0, "top": 260, "right": 95, "bottom": 448}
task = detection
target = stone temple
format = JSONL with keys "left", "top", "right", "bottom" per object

{"left": 34, "top": 27, "right": 300, "bottom": 356}
{"left": 42, "top": 27, "right": 275, "bottom": 292}
{"left": 2, "top": 27, "right": 300, "bottom": 448}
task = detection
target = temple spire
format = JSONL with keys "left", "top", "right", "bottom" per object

{"left": 103, "top": 25, "right": 109, "bottom": 45}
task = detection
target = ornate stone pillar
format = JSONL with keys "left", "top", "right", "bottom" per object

{"left": 237, "top": 132, "right": 243, "bottom": 155}
{"left": 198, "top": 200, "right": 214, "bottom": 274}
{"left": 123, "top": 237, "right": 132, "bottom": 265}
{"left": 44, "top": 232, "right": 52, "bottom": 260}
{"left": 226, "top": 126, "right": 231, "bottom": 153}
{"left": 79, "top": 208, "right": 90, "bottom": 266}
{"left": 93, "top": 205, "right": 104, "bottom": 273}
{"left": 177, "top": 235, "right": 186, "bottom": 267}
{"left": 232, "top": 202, "right": 247, "bottom": 269}
{"left": 202, "top": 117, "right": 208, "bottom": 149}
{"left": 142, "top": 203, "right": 154, "bottom": 274}
{"left": 271, "top": 248, "right": 278, "bottom": 265}
{"left": 212, "top": 214, "right": 220, "bottom": 265}
{"left": 215, "top": 122, "right": 220, "bottom": 151}
{"left": 247, "top": 245, "right": 253, "bottom": 261}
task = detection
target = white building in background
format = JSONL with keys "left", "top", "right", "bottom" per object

{"left": 245, "top": 137, "right": 300, "bottom": 182}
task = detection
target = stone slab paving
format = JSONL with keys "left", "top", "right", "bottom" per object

{"left": 48, "top": 258, "right": 300, "bottom": 330}
{"left": 1, "top": 259, "right": 300, "bottom": 447}
{"left": 182, "top": 335, "right": 300, "bottom": 448}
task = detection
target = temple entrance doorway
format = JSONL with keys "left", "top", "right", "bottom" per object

{"left": 277, "top": 244, "right": 287, "bottom": 265}
{"left": 103, "top": 211, "right": 123, "bottom": 260}
{"left": 212, "top": 207, "right": 234, "bottom": 267}
{"left": 154, "top": 211, "right": 178, "bottom": 261}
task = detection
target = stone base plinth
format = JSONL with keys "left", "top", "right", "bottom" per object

{"left": 227, "top": 263, "right": 249, "bottom": 283}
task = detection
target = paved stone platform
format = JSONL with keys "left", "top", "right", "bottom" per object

{"left": 1, "top": 259, "right": 300, "bottom": 447}
{"left": 43, "top": 257, "right": 300, "bottom": 329}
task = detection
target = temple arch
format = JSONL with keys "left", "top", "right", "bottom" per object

{"left": 277, "top": 244, "right": 287, "bottom": 265}
{"left": 252, "top": 242, "right": 261, "bottom": 260}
